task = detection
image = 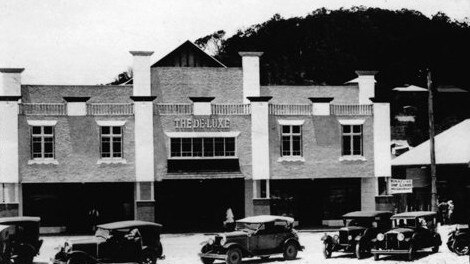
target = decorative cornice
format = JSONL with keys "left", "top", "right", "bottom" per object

{"left": 308, "top": 97, "right": 334, "bottom": 103}
{"left": 247, "top": 96, "right": 272, "bottom": 102}
{"left": 129, "top": 51, "right": 154, "bottom": 56}
{"left": 130, "top": 96, "right": 157, "bottom": 102}
{"left": 63, "top": 97, "right": 90, "bottom": 102}
{"left": 189, "top": 97, "right": 215, "bottom": 102}
{"left": 0, "top": 96, "right": 22, "bottom": 101}
{"left": 239, "top": 52, "right": 264, "bottom": 57}
{"left": 0, "top": 68, "right": 24, "bottom": 73}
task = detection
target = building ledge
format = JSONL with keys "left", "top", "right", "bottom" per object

{"left": 28, "top": 159, "right": 59, "bottom": 165}
{"left": 97, "top": 158, "right": 127, "bottom": 164}
{"left": 339, "top": 156, "right": 367, "bottom": 162}
{"left": 277, "top": 156, "right": 305, "bottom": 163}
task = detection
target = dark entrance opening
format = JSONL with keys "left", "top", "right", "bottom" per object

{"left": 23, "top": 183, "right": 134, "bottom": 234}
{"left": 270, "top": 178, "right": 361, "bottom": 227}
{"left": 155, "top": 179, "right": 244, "bottom": 232}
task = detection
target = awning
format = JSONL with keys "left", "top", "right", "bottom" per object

{"left": 392, "top": 85, "right": 428, "bottom": 92}
{"left": 392, "top": 119, "right": 470, "bottom": 166}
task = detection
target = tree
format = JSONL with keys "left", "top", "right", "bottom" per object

{"left": 195, "top": 30, "right": 226, "bottom": 56}
{"left": 108, "top": 67, "right": 133, "bottom": 85}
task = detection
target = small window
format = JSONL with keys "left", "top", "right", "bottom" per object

{"left": 31, "top": 126, "right": 55, "bottom": 159}
{"left": 100, "top": 126, "right": 123, "bottom": 158}
{"left": 280, "top": 125, "right": 302, "bottom": 157}
{"left": 341, "top": 125, "right": 363, "bottom": 156}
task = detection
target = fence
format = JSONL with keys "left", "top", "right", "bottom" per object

{"left": 19, "top": 103, "right": 67, "bottom": 115}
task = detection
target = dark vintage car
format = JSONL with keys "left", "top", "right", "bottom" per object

{"left": 371, "top": 211, "right": 441, "bottom": 261}
{"left": 199, "top": 215, "right": 304, "bottom": 264}
{"left": 0, "top": 216, "right": 43, "bottom": 264}
{"left": 322, "top": 211, "right": 393, "bottom": 259}
{"left": 447, "top": 224, "right": 469, "bottom": 255}
{"left": 53, "top": 220, "right": 164, "bottom": 264}
{"left": 0, "top": 224, "right": 15, "bottom": 264}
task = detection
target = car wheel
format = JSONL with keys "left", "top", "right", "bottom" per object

{"left": 283, "top": 242, "right": 298, "bottom": 260}
{"left": 373, "top": 254, "right": 379, "bottom": 261}
{"left": 323, "top": 243, "right": 332, "bottom": 259}
{"left": 67, "top": 255, "right": 91, "bottom": 264}
{"left": 141, "top": 250, "right": 157, "bottom": 264}
{"left": 452, "top": 239, "right": 470, "bottom": 256}
{"left": 355, "top": 243, "right": 365, "bottom": 259}
{"left": 225, "top": 248, "right": 242, "bottom": 264}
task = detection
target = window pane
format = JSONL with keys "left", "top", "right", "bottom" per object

{"left": 170, "top": 138, "right": 181, "bottom": 157}
{"left": 342, "top": 125, "right": 351, "bottom": 133}
{"left": 44, "top": 141, "right": 53, "bottom": 153}
{"left": 292, "top": 126, "right": 300, "bottom": 134}
{"left": 342, "top": 136, "right": 351, "bottom": 155}
{"left": 282, "top": 126, "right": 290, "bottom": 134}
{"left": 282, "top": 136, "right": 291, "bottom": 156}
{"left": 101, "top": 126, "right": 110, "bottom": 135}
{"left": 32, "top": 136, "right": 41, "bottom": 142}
{"left": 193, "top": 138, "right": 203, "bottom": 157}
{"left": 43, "top": 126, "right": 53, "bottom": 134}
{"left": 181, "top": 138, "right": 192, "bottom": 157}
{"left": 353, "top": 135, "right": 362, "bottom": 155}
{"left": 214, "top": 138, "right": 224, "bottom": 156}
{"left": 292, "top": 136, "right": 301, "bottom": 156}
{"left": 32, "top": 126, "right": 41, "bottom": 135}
{"left": 112, "top": 126, "right": 122, "bottom": 135}
{"left": 101, "top": 142, "right": 110, "bottom": 157}
{"left": 112, "top": 141, "right": 122, "bottom": 157}
{"left": 353, "top": 125, "right": 361, "bottom": 133}
{"left": 32, "top": 142, "right": 42, "bottom": 157}
{"left": 203, "top": 138, "right": 214, "bottom": 157}
{"left": 225, "top": 138, "right": 235, "bottom": 156}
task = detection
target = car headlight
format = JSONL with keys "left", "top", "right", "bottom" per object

{"left": 397, "top": 233, "right": 405, "bottom": 241}
{"left": 220, "top": 235, "right": 226, "bottom": 245}
{"left": 207, "top": 238, "right": 214, "bottom": 245}
{"left": 333, "top": 234, "right": 339, "bottom": 242}
{"left": 377, "top": 233, "right": 384, "bottom": 241}
{"left": 348, "top": 235, "right": 353, "bottom": 241}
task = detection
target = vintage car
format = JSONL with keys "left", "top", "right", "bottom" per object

{"left": 371, "top": 211, "right": 441, "bottom": 261}
{"left": 0, "top": 216, "right": 43, "bottom": 264}
{"left": 447, "top": 224, "right": 469, "bottom": 255}
{"left": 199, "top": 215, "right": 304, "bottom": 264}
{"left": 53, "top": 220, "right": 164, "bottom": 264}
{"left": 322, "top": 211, "right": 393, "bottom": 259}
{"left": 0, "top": 224, "right": 15, "bottom": 264}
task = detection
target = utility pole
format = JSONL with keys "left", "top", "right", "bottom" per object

{"left": 427, "top": 69, "right": 438, "bottom": 212}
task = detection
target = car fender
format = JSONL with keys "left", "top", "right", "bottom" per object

{"left": 434, "top": 233, "right": 442, "bottom": 245}
{"left": 284, "top": 238, "right": 302, "bottom": 250}
{"left": 321, "top": 234, "right": 334, "bottom": 245}
{"left": 222, "top": 243, "right": 250, "bottom": 256}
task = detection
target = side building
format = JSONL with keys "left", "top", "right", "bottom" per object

{"left": 0, "top": 41, "right": 391, "bottom": 232}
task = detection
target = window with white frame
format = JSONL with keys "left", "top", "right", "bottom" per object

{"left": 31, "top": 126, "right": 55, "bottom": 159}
{"left": 281, "top": 125, "right": 302, "bottom": 157}
{"left": 341, "top": 124, "right": 363, "bottom": 156}
{"left": 100, "top": 126, "right": 123, "bottom": 158}
{"left": 170, "top": 137, "right": 236, "bottom": 158}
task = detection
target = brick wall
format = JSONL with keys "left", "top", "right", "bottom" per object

{"left": 19, "top": 115, "right": 136, "bottom": 183}
{"left": 21, "top": 85, "right": 133, "bottom": 103}
{"left": 151, "top": 67, "right": 243, "bottom": 103}
{"left": 262, "top": 84, "right": 359, "bottom": 104}
{"left": 269, "top": 115, "right": 374, "bottom": 179}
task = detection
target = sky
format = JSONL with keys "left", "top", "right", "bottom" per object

{"left": 1, "top": 0, "right": 469, "bottom": 85}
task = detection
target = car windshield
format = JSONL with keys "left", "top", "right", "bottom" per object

{"left": 394, "top": 218, "right": 416, "bottom": 228}
{"left": 95, "top": 228, "right": 111, "bottom": 239}
{"left": 235, "top": 222, "right": 262, "bottom": 232}
{"left": 345, "top": 218, "right": 372, "bottom": 227}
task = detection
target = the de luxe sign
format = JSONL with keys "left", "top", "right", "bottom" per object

{"left": 390, "top": 179, "right": 413, "bottom": 194}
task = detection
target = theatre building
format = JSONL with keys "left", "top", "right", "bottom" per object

{"left": 0, "top": 41, "right": 391, "bottom": 233}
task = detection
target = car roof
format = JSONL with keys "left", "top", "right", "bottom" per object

{"left": 0, "top": 216, "right": 40, "bottom": 224}
{"left": 236, "top": 215, "right": 294, "bottom": 224}
{"left": 342, "top": 211, "right": 393, "bottom": 218}
{"left": 97, "top": 220, "right": 162, "bottom": 230}
{"left": 391, "top": 211, "right": 437, "bottom": 219}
